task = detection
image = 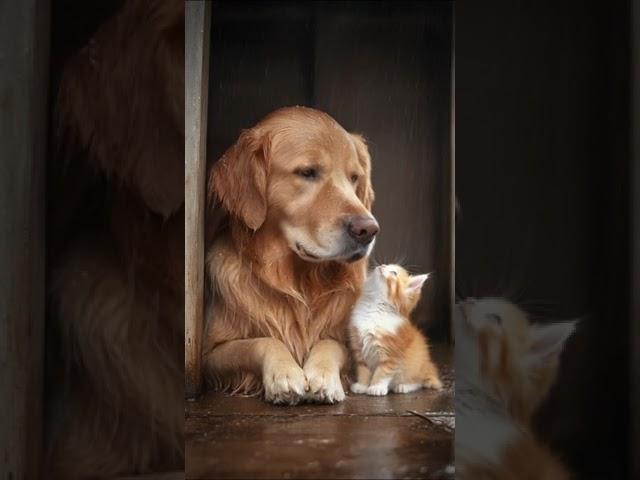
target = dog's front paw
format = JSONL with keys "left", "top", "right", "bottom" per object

{"left": 350, "top": 382, "right": 368, "bottom": 394}
{"left": 366, "top": 383, "right": 389, "bottom": 396}
{"left": 263, "top": 361, "right": 308, "bottom": 405}
{"left": 303, "top": 365, "right": 345, "bottom": 404}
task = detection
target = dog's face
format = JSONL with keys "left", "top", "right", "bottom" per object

{"left": 211, "top": 107, "right": 378, "bottom": 263}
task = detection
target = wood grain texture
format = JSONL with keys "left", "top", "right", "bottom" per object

{"left": 186, "top": 345, "right": 453, "bottom": 479}
{"left": 185, "top": 0, "right": 211, "bottom": 399}
{"left": 188, "top": 415, "right": 451, "bottom": 480}
{"left": 632, "top": 2, "right": 640, "bottom": 477}
{"left": 313, "top": 4, "right": 453, "bottom": 340}
{"left": 457, "top": 2, "right": 632, "bottom": 477}
{"left": 449, "top": 45, "right": 456, "bottom": 344}
{"left": 0, "top": 1, "right": 49, "bottom": 478}
{"left": 116, "top": 473, "right": 184, "bottom": 480}
{"left": 188, "top": 343, "right": 454, "bottom": 419}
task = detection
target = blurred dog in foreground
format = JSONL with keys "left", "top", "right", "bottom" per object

{"left": 46, "top": 1, "right": 184, "bottom": 477}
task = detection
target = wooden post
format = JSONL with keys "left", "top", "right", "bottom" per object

{"left": 0, "top": 1, "right": 49, "bottom": 478}
{"left": 185, "top": 0, "right": 211, "bottom": 399}
{"left": 450, "top": 31, "right": 456, "bottom": 345}
{"left": 631, "top": 2, "right": 640, "bottom": 478}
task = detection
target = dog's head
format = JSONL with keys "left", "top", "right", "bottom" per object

{"left": 210, "top": 107, "right": 378, "bottom": 263}
{"left": 54, "top": 0, "right": 185, "bottom": 219}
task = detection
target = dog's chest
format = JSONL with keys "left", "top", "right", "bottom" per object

{"left": 351, "top": 300, "right": 404, "bottom": 367}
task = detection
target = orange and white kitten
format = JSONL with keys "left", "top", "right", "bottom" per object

{"left": 348, "top": 264, "right": 442, "bottom": 396}
{"left": 455, "top": 297, "right": 576, "bottom": 479}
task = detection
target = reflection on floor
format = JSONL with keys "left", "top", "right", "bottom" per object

{"left": 186, "top": 344, "right": 454, "bottom": 479}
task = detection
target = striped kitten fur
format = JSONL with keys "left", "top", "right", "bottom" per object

{"left": 349, "top": 264, "right": 442, "bottom": 396}
{"left": 456, "top": 297, "right": 576, "bottom": 479}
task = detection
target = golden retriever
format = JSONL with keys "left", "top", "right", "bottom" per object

{"left": 46, "top": 1, "right": 184, "bottom": 477}
{"left": 204, "top": 107, "right": 378, "bottom": 404}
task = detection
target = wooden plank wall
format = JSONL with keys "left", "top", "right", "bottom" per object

{"left": 207, "top": 2, "right": 454, "bottom": 342}
{"left": 456, "top": 2, "right": 632, "bottom": 477}
{"left": 449, "top": 39, "right": 455, "bottom": 343}
{"left": 0, "top": 1, "right": 49, "bottom": 478}
{"left": 185, "top": 0, "right": 211, "bottom": 399}
{"left": 313, "top": 4, "right": 453, "bottom": 341}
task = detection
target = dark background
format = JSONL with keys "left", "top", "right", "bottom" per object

{"left": 457, "top": 1, "right": 634, "bottom": 478}
{"left": 207, "top": 0, "right": 454, "bottom": 341}
{"left": 42, "top": 1, "right": 638, "bottom": 478}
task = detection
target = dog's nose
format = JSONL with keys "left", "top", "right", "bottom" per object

{"left": 347, "top": 216, "right": 379, "bottom": 245}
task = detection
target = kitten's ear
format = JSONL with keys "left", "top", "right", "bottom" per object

{"left": 524, "top": 320, "right": 578, "bottom": 368}
{"left": 407, "top": 273, "right": 430, "bottom": 294}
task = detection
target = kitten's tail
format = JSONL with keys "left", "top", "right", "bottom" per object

{"left": 422, "top": 364, "right": 444, "bottom": 390}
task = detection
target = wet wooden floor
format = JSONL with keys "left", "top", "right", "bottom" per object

{"left": 186, "top": 345, "right": 454, "bottom": 479}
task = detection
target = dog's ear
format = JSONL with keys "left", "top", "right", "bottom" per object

{"left": 209, "top": 127, "right": 269, "bottom": 230}
{"left": 350, "top": 133, "right": 375, "bottom": 210}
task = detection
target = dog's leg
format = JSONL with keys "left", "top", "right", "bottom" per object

{"left": 205, "top": 337, "right": 309, "bottom": 405}
{"left": 303, "top": 339, "right": 347, "bottom": 404}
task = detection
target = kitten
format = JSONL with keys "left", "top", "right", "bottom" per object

{"left": 348, "top": 264, "right": 442, "bottom": 396}
{"left": 455, "top": 297, "right": 576, "bottom": 479}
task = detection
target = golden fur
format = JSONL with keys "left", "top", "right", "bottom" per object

{"left": 46, "top": 1, "right": 184, "bottom": 477}
{"left": 455, "top": 298, "right": 576, "bottom": 479}
{"left": 460, "top": 432, "right": 572, "bottom": 480}
{"left": 204, "top": 107, "right": 378, "bottom": 404}
{"left": 348, "top": 264, "right": 442, "bottom": 396}
{"left": 462, "top": 298, "right": 576, "bottom": 424}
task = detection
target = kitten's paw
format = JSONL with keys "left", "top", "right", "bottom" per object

{"left": 366, "top": 384, "right": 389, "bottom": 396}
{"left": 350, "top": 382, "right": 368, "bottom": 394}
{"left": 303, "top": 365, "right": 345, "bottom": 404}
{"left": 263, "top": 360, "right": 308, "bottom": 405}
{"left": 425, "top": 377, "right": 443, "bottom": 390}
{"left": 392, "top": 383, "right": 423, "bottom": 394}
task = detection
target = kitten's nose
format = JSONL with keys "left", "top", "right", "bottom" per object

{"left": 347, "top": 216, "right": 379, "bottom": 245}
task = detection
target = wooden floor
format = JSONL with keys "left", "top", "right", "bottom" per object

{"left": 186, "top": 345, "right": 454, "bottom": 479}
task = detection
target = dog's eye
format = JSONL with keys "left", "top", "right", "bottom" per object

{"left": 487, "top": 313, "right": 502, "bottom": 325}
{"left": 296, "top": 167, "right": 318, "bottom": 180}
{"left": 350, "top": 174, "right": 359, "bottom": 184}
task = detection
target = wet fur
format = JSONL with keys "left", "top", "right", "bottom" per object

{"left": 46, "top": 1, "right": 184, "bottom": 477}
{"left": 349, "top": 265, "right": 442, "bottom": 395}
{"left": 204, "top": 107, "right": 375, "bottom": 401}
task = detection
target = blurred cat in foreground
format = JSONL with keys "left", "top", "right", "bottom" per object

{"left": 455, "top": 297, "right": 576, "bottom": 479}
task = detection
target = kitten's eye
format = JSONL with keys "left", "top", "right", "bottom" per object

{"left": 296, "top": 167, "right": 319, "bottom": 180}
{"left": 350, "top": 174, "right": 359, "bottom": 184}
{"left": 487, "top": 313, "right": 502, "bottom": 325}
{"left": 390, "top": 271, "right": 398, "bottom": 277}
